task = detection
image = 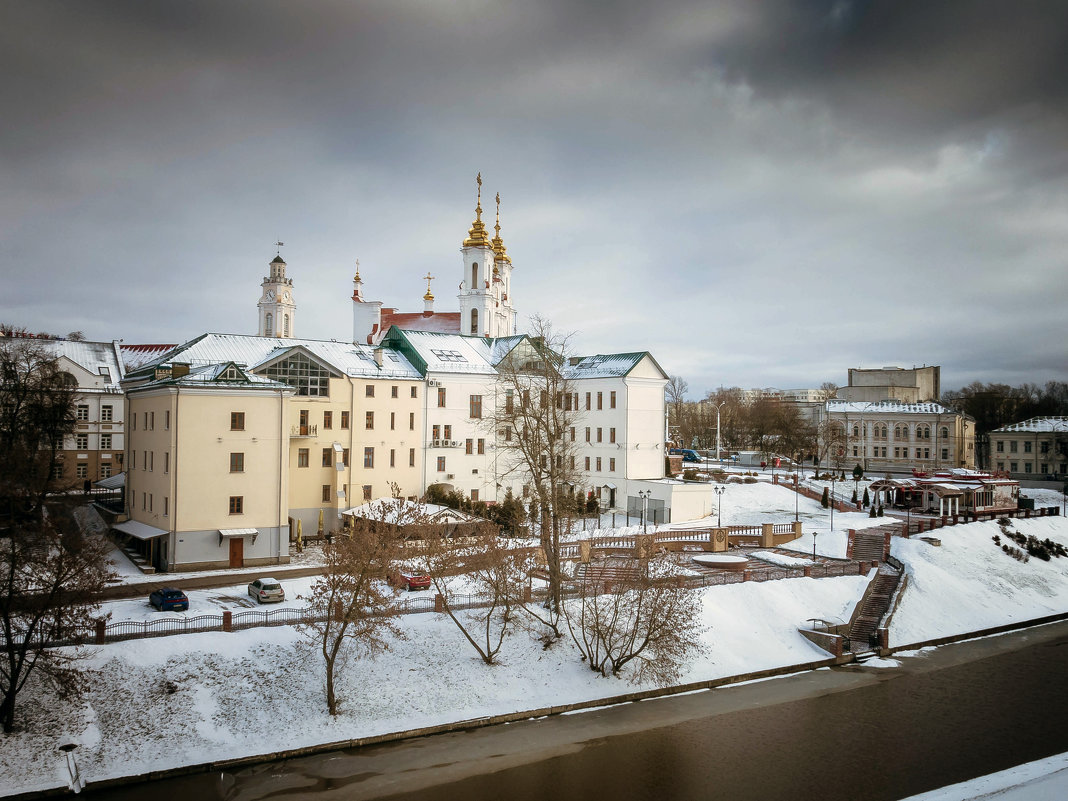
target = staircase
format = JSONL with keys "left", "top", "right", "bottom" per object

{"left": 846, "top": 566, "right": 901, "bottom": 655}
{"left": 852, "top": 528, "right": 889, "bottom": 563}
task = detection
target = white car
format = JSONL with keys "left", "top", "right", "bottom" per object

{"left": 247, "top": 578, "right": 285, "bottom": 603}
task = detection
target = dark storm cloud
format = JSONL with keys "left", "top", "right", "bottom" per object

{"left": 1, "top": 1, "right": 1065, "bottom": 394}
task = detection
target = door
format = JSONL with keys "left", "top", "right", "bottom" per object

{"left": 229, "top": 537, "right": 244, "bottom": 568}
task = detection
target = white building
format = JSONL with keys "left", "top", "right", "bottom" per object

{"left": 989, "top": 416, "right": 1068, "bottom": 478}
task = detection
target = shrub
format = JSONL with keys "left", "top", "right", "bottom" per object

{"left": 743, "top": 476, "right": 757, "bottom": 484}
{"left": 862, "top": 488, "right": 870, "bottom": 508}
{"left": 869, "top": 506, "right": 877, "bottom": 518}
{"left": 877, "top": 505, "right": 884, "bottom": 517}
{"left": 683, "top": 469, "right": 699, "bottom": 481}
{"left": 851, "top": 490, "right": 859, "bottom": 504}
{"left": 821, "top": 487, "right": 829, "bottom": 508}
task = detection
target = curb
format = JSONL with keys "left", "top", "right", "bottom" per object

{"left": 882, "top": 610, "right": 1068, "bottom": 656}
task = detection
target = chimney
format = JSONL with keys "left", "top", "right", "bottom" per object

{"left": 373, "top": 348, "right": 383, "bottom": 368}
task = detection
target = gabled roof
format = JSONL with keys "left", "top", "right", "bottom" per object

{"left": 382, "top": 329, "right": 500, "bottom": 376}
{"left": 120, "top": 343, "right": 177, "bottom": 371}
{"left": 825, "top": 400, "right": 959, "bottom": 416}
{"left": 991, "top": 416, "right": 1068, "bottom": 434}
{"left": 123, "top": 333, "right": 422, "bottom": 381}
{"left": 562, "top": 351, "right": 667, "bottom": 380}
{"left": 127, "top": 362, "right": 293, "bottom": 393}
{"left": 2, "top": 338, "right": 126, "bottom": 388}
{"left": 375, "top": 310, "right": 461, "bottom": 343}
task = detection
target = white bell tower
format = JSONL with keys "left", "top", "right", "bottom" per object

{"left": 257, "top": 249, "right": 297, "bottom": 338}
{"left": 458, "top": 174, "right": 503, "bottom": 337}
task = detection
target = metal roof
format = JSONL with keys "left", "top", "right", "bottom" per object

{"left": 825, "top": 400, "right": 957, "bottom": 415}
{"left": 991, "top": 416, "right": 1068, "bottom": 434}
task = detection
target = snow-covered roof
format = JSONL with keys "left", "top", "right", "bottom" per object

{"left": 386, "top": 330, "right": 501, "bottom": 375}
{"left": 562, "top": 352, "right": 656, "bottom": 379}
{"left": 128, "top": 362, "right": 293, "bottom": 393}
{"left": 120, "top": 343, "right": 177, "bottom": 371}
{"left": 825, "top": 400, "right": 957, "bottom": 415}
{"left": 125, "top": 333, "right": 422, "bottom": 380}
{"left": 2, "top": 338, "right": 127, "bottom": 388}
{"left": 991, "top": 416, "right": 1068, "bottom": 434}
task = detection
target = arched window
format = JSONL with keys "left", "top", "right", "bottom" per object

{"left": 283, "top": 315, "right": 290, "bottom": 337}
{"left": 852, "top": 424, "right": 860, "bottom": 438}
{"left": 940, "top": 426, "right": 949, "bottom": 440}
{"left": 470, "top": 308, "right": 479, "bottom": 335}
{"left": 472, "top": 263, "right": 478, "bottom": 288}
{"left": 265, "top": 313, "right": 273, "bottom": 335}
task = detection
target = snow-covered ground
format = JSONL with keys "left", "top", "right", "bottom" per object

{"left": 0, "top": 574, "right": 867, "bottom": 796}
{"left": 900, "top": 752, "right": 1068, "bottom": 801}
{"left": 889, "top": 517, "right": 1068, "bottom": 646}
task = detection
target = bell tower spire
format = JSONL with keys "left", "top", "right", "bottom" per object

{"left": 257, "top": 243, "right": 297, "bottom": 338}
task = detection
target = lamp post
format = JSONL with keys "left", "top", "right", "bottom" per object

{"left": 829, "top": 474, "right": 836, "bottom": 533}
{"left": 813, "top": 529, "right": 819, "bottom": 562}
{"left": 713, "top": 485, "right": 725, "bottom": 528}
{"left": 794, "top": 474, "right": 799, "bottom": 522}
{"left": 639, "top": 489, "right": 651, "bottom": 534}
{"left": 710, "top": 400, "right": 726, "bottom": 463}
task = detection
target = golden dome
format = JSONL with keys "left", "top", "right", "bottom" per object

{"left": 463, "top": 172, "right": 492, "bottom": 248}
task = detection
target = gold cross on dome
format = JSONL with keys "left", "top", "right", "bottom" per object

{"left": 424, "top": 272, "right": 435, "bottom": 293}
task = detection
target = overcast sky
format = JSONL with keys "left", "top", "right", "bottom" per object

{"left": 3, "top": 1, "right": 1066, "bottom": 396}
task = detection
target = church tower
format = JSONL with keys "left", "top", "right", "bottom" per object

{"left": 490, "top": 192, "right": 517, "bottom": 336}
{"left": 257, "top": 252, "right": 296, "bottom": 338}
{"left": 459, "top": 173, "right": 513, "bottom": 337}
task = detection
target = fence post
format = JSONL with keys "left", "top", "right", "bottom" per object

{"left": 95, "top": 619, "right": 106, "bottom": 645}
{"left": 579, "top": 540, "right": 592, "bottom": 563}
{"left": 792, "top": 520, "right": 802, "bottom": 539}
{"left": 761, "top": 523, "right": 774, "bottom": 548}
{"left": 434, "top": 593, "right": 444, "bottom": 613}
{"left": 222, "top": 610, "right": 232, "bottom": 632}
{"left": 803, "top": 565, "right": 813, "bottom": 578}
{"left": 846, "top": 529, "right": 856, "bottom": 559}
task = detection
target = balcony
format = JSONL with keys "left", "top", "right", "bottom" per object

{"left": 290, "top": 424, "right": 318, "bottom": 438}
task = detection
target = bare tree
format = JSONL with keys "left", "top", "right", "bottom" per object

{"left": 413, "top": 520, "right": 522, "bottom": 665}
{"left": 0, "top": 339, "right": 79, "bottom": 519}
{"left": 665, "top": 375, "right": 689, "bottom": 444}
{"left": 564, "top": 552, "right": 704, "bottom": 683}
{"left": 491, "top": 316, "right": 583, "bottom": 637}
{"left": 301, "top": 511, "right": 404, "bottom": 716}
{"left": 1, "top": 509, "right": 114, "bottom": 734}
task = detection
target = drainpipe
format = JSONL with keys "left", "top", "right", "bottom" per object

{"left": 172, "top": 387, "right": 179, "bottom": 572}
{"left": 278, "top": 387, "right": 285, "bottom": 562}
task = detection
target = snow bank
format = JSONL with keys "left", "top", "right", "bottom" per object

{"left": 889, "top": 517, "right": 1068, "bottom": 645}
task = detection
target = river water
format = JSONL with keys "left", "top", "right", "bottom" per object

{"left": 87, "top": 621, "right": 1068, "bottom": 801}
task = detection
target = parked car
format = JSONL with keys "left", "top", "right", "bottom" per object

{"left": 247, "top": 578, "right": 285, "bottom": 603}
{"left": 389, "top": 569, "right": 432, "bottom": 592}
{"left": 669, "top": 448, "right": 702, "bottom": 463}
{"left": 149, "top": 587, "right": 189, "bottom": 612}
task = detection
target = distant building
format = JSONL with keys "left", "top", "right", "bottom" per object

{"left": 823, "top": 400, "right": 975, "bottom": 472}
{"left": 838, "top": 365, "right": 940, "bottom": 403}
{"left": 988, "top": 416, "right": 1068, "bottom": 478}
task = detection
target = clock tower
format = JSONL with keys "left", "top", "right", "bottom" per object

{"left": 257, "top": 253, "right": 296, "bottom": 338}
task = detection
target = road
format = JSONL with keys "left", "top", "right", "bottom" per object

{"left": 85, "top": 620, "right": 1068, "bottom": 801}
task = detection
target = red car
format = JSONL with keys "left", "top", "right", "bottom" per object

{"left": 390, "top": 569, "right": 431, "bottom": 592}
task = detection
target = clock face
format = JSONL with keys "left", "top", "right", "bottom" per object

{"left": 265, "top": 290, "right": 276, "bottom": 301}
{"left": 283, "top": 291, "right": 290, "bottom": 301}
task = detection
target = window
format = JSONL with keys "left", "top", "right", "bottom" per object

{"left": 940, "top": 426, "right": 949, "bottom": 440}
{"left": 410, "top": 448, "right": 416, "bottom": 467}
{"left": 584, "top": 457, "right": 591, "bottom": 470}
{"left": 76, "top": 434, "right": 89, "bottom": 450}
{"left": 1024, "top": 441, "right": 1032, "bottom": 453}
{"left": 996, "top": 441, "right": 1004, "bottom": 452}
{"left": 390, "top": 449, "right": 396, "bottom": 467}
{"left": 610, "top": 391, "right": 616, "bottom": 409}
{"left": 365, "top": 384, "right": 375, "bottom": 398}
{"left": 323, "top": 448, "right": 332, "bottom": 467}
{"left": 324, "top": 411, "right": 333, "bottom": 429}
{"left": 1010, "top": 441, "right": 1018, "bottom": 453}
{"left": 164, "top": 452, "right": 169, "bottom": 473}
{"left": 229, "top": 496, "right": 243, "bottom": 514}
{"left": 365, "top": 411, "right": 374, "bottom": 430}
{"left": 1024, "top": 463, "right": 1032, "bottom": 474}
{"left": 230, "top": 452, "right": 244, "bottom": 472}
{"left": 409, "top": 412, "right": 415, "bottom": 430}
{"left": 470, "top": 307, "right": 479, "bottom": 334}
{"left": 341, "top": 411, "right": 350, "bottom": 429}
{"left": 363, "top": 485, "right": 372, "bottom": 501}
{"left": 570, "top": 427, "right": 576, "bottom": 442}
{"left": 143, "top": 412, "right": 148, "bottom": 430}
{"left": 437, "top": 456, "right": 446, "bottom": 472}
{"left": 444, "top": 424, "right": 452, "bottom": 439}
{"left": 585, "top": 392, "right": 591, "bottom": 411}
{"left": 596, "top": 428, "right": 602, "bottom": 443}
{"left": 477, "top": 438, "right": 485, "bottom": 455}
{"left": 342, "top": 448, "right": 349, "bottom": 467}
{"left": 150, "top": 411, "right": 155, "bottom": 430}
{"left": 163, "top": 496, "right": 168, "bottom": 516}
{"left": 466, "top": 439, "right": 473, "bottom": 454}
{"left": 997, "top": 461, "right": 1005, "bottom": 471}
{"left": 570, "top": 456, "right": 575, "bottom": 469}
{"left": 76, "top": 405, "right": 89, "bottom": 421}
{"left": 298, "top": 448, "right": 309, "bottom": 467}
{"left": 585, "top": 427, "right": 591, "bottom": 443}
{"left": 1041, "top": 441, "right": 1050, "bottom": 454}
{"left": 100, "top": 434, "right": 112, "bottom": 449}
{"left": 505, "top": 389, "right": 514, "bottom": 414}
{"left": 470, "top": 395, "right": 482, "bottom": 418}
{"left": 76, "top": 464, "right": 88, "bottom": 479}
{"left": 471, "top": 489, "right": 479, "bottom": 502}
{"left": 165, "top": 410, "right": 170, "bottom": 430}
{"left": 609, "top": 458, "right": 616, "bottom": 471}
{"left": 610, "top": 428, "right": 616, "bottom": 443}
{"left": 363, "top": 447, "right": 374, "bottom": 468}
{"left": 391, "top": 385, "right": 398, "bottom": 399}
{"left": 101, "top": 405, "right": 113, "bottom": 422}
{"left": 438, "top": 387, "right": 447, "bottom": 407}
{"left": 411, "top": 386, "right": 418, "bottom": 399}
{"left": 231, "top": 412, "right": 245, "bottom": 430}
{"left": 1010, "top": 462, "right": 1018, "bottom": 472}
{"left": 322, "top": 485, "right": 332, "bottom": 502}
{"left": 597, "top": 392, "right": 603, "bottom": 410}
{"left": 596, "top": 457, "right": 602, "bottom": 471}
{"left": 432, "top": 424, "right": 441, "bottom": 440}
{"left": 941, "top": 448, "right": 949, "bottom": 460}
{"left": 390, "top": 412, "right": 395, "bottom": 430}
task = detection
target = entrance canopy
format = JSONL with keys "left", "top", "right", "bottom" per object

{"left": 113, "top": 519, "right": 167, "bottom": 541}
{"left": 95, "top": 471, "right": 126, "bottom": 490}
{"left": 219, "top": 528, "right": 258, "bottom": 545}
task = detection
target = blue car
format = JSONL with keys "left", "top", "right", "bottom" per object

{"left": 149, "top": 587, "right": 189, "bottom": 612}
{"left": 670, "top": 448, "right": 702, "bottom": 463}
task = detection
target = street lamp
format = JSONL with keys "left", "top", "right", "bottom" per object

{"left": 813, "top": 529, "right": 819, "bottom": 562}
{"left": 794, "top": 473, "right": 799, "bottom": 522}
{"left": 638, "top": 489, "right": 651, "bottom": 534}
{"left": 713, "top": 485, "right": 725, "bottom": 528}
{"left": 706, "top": 400, "right": 726, "bottom": 463}
{"left": 829, "top": 474, "right": 836, "bottom": 533}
